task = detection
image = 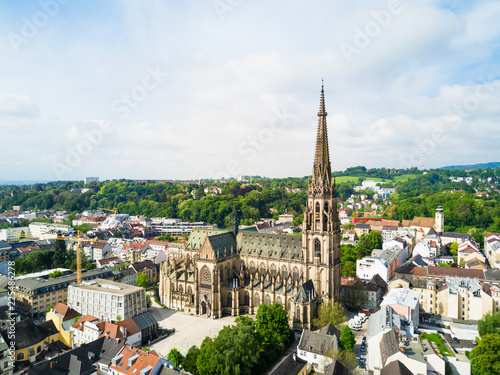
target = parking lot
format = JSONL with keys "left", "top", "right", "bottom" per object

{"left": 346, "top": 310, "right": 369, "bottom": 373}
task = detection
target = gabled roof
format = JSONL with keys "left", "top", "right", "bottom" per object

{"left": 380, "top": 329, "right": 399, "bottom": 366}
{"left": 298, "top": 328, "right": 337, "bottom": 355}
{"left": 53, "top": 303, "right": 81, "bottom": 322}
{"left": 410, "top": 217, "right": 435, "bottom": 228}
{"left": 380, "top": 360, "right": 413, "bottom": 375}
{"left": 269, "top": 352, "right": 308, "bottom": 375}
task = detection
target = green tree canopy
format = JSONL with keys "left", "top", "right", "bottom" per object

{"left": 196, "top": 323, "right": 262, "bottom": 375}
{"left": 339, "top": 325, "right": 355, "bottom": 352}
{"left": 478, "top": 311, "right": 500, "bottom": 337}
{"left": 183, "top": 345, "right": 200, "bottom": 375}
{"left": 137, "top": 273, "right": 149, "bottom": 288}
{"left": 470, "top": 333, "right": 500, "bottom": 375}
{"left": 167, "top": 348, "right": 184, "bottom": 368}
{"left": 312, "top": 301, "right": 346, "bottom": 329}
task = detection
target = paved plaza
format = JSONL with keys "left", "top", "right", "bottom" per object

{"left": 148, "top": 298, "right": 238, "bottom": 356}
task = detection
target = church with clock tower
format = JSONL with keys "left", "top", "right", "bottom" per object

{"left": 159, "top": 85, "right": 342, "bottom": 328}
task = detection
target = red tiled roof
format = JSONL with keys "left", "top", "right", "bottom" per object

{"left": 110, "top": 346, "right": 160, "bottom": 375}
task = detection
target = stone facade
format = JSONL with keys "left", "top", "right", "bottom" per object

{"left": 159, "top": 86, "right": 341, "bottom": 328}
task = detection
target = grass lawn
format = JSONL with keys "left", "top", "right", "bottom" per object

{"left": 421, "top": 332, "right": 454, "bottom": 356}
{"left": 334, "top": 176, "right": 386, "bottom": 183}
{"left": 394, "top": 174, "right": 420, "bottom": 183}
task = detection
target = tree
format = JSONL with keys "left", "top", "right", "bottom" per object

{"left": 312, "top": 301, "right": 346, "bottom": 329}
{"left": 256, "top": 303, "right": 293, "bottom": 349}
{"left": 137, "top": 273, "right": 149, "bottom": 288}
{"left": 146, "top": 294, "right": 152, "bottom": 308}
{"left": 49, "top": 270, "right": 64, "bottom": 278}
{"left": 322, "top": 347, "right": 357, "bottom": 372}
{"left": 196, "top": 323, "right": 262, "bottom": 375}
{"left": 342, "top": 281, "right": 368, "bottom": 310}
{"left": 469, "top": 333, "right": 500, "bottom": 375}
{"left": 53, "top": 231, "right": 67, "bottom": 267}
{"left": 339, "top": 326, "right": 355, "bottom": 351}
{"left": 355, "top": 231, "right": 383, "bottom": 257}
{"left": 478, "top": 311, "right": 500, "bottom": 337}
{"left": 167, "top": 348, "right": 184, "bottom": 368}
{"left": 47, "top": 304, "right": 53, "bottom": 312}
{"left": 115, "top": 315, "right": 122, "bottom": 322}
{"left": 449, "top": 242, "right": 458, "bottom": 256}
{"left": 183, "top": 345, "right": 200, "bottom": 375}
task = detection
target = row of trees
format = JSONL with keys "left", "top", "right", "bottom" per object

{"left": 469, "top": 311, "right": 500, "bottom": 374}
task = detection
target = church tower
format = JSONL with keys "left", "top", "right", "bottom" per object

{"left": 302, "top": 83, "right": 341, "bottom": 302}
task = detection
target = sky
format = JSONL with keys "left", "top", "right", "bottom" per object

{"left": 0, "top": 0, "right": 500, "bottom": 181}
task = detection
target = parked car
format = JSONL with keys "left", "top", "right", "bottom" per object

{"left": 360, "top": 343, "right": 366, "bottom": 352}
{"left": 453, "top": 337, "right": 460, "bottom": 344}
{"left": 362, "top": 336, "right": 367, "bottom": 342}
{"left": 471, "top": 340, "right": 477, "bottom": 345}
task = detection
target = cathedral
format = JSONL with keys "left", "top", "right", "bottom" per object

{"left": 159, "top": 85, "right": 342, "bottom": 328}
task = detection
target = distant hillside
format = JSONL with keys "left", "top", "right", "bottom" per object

{"left": 440, "top": 162, "right": 500, "bottom": 170}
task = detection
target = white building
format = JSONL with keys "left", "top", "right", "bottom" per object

{"left": 381, "top": 288, "right": 420, "bottom": 335}
{"left": 68, "top": 279, "right": 147, "bottom": 321}
{"left": 29, "top": 222, "right": 75, "bottom": 239}
{"left": 0, "top": 227, "right": 30, "bottom": 241}
{"left": 84, "top": 177, "right": 99, "bottom": 184}
{"left": 357, "top": 257, "right": 389, "bottom": 282}
{"left": 296, "top": 324, "right": 339, "bottom": 373}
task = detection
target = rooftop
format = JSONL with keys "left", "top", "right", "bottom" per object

{"left": 381, "top": 288, "right": 420, "bottom": 310}
{"left": 70, "top": 279, "right": 144, "bottom": 295}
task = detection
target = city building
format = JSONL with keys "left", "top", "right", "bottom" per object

{"left": 68, "top": 279, "right": 147, "bottom": 321}
{"left": 380, "top": 288, "right": 420, "bottom": 334}
{"left": 14, "top": 269, "right": 114, "bottom": 318}
{"left": 109, "top": 345, "right": 167, "bottom": 375}
{"left": 84, "top": 177, "right": 99, "bottom": 184}
{"left": 159, "top": 86, "right": 342, "bottom": 328}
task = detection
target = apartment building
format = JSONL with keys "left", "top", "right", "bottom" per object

{"left": 14, "top": 269, "right": 114, "bottom": 318}
{"left": 68, "top": 279, "right": 147, "bottom": 321}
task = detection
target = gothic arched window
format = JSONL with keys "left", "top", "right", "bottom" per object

{"left": 314, "top": 238, "right": 321, "bottom": 257}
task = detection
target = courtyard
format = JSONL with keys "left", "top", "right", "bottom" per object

{"left": 148, "top": 298, "right": 238, "bottom": 356}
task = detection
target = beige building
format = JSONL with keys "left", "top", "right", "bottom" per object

{"left": 68, "top": 279, "right": 147, "bottom": 321}
{"left": 159, "top": 86, "right": 342, "bottom": 328}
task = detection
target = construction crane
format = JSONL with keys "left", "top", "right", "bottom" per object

{"left": 56, "top": 231, "right": 98, "bottom": 283}
{"left": 15, "top": 231, "right": 97, "bottom": 283}
{"left": 97, "top": 207, "right": 118, "bottom": 215}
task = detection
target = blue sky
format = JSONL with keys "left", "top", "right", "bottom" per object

{"left": 0, "top": 0, "right": 499, "bottom": 181}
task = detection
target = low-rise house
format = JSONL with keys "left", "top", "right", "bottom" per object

{"left": 26, "top": 336, "right": 125, "bottom": 375}
{"left": 296, "top": 324, "right": 339, "bottom": 373}
{"left": 71, "top": 315, "right": 142, "bottom": 348}
{"left": 0, "top": 319, "right": 64, "bottom": 363}
{"left": 341, "top": 275, "right": 386, "bottom": 310}
{"left": 109, "top": 345, "right": 167, "bottom": 375}
{"left": 129, "top": 260, "right": 158, "bottom": 284}
{"left": 268, "top": 352, "right": 309, "bottom": 375}
{"left": 46, "top": 303, "right": 81, "bottom": 348}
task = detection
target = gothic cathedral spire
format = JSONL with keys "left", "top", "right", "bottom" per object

{"left": 310, "top": 83, "right": 332, "bottom": 197}
{"left": 302, "top": 82, "right": 341, "bottom": 303}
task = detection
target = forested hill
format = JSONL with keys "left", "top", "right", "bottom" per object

{"left": 440, "top": 162, "right": 500, "bottom": 170}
